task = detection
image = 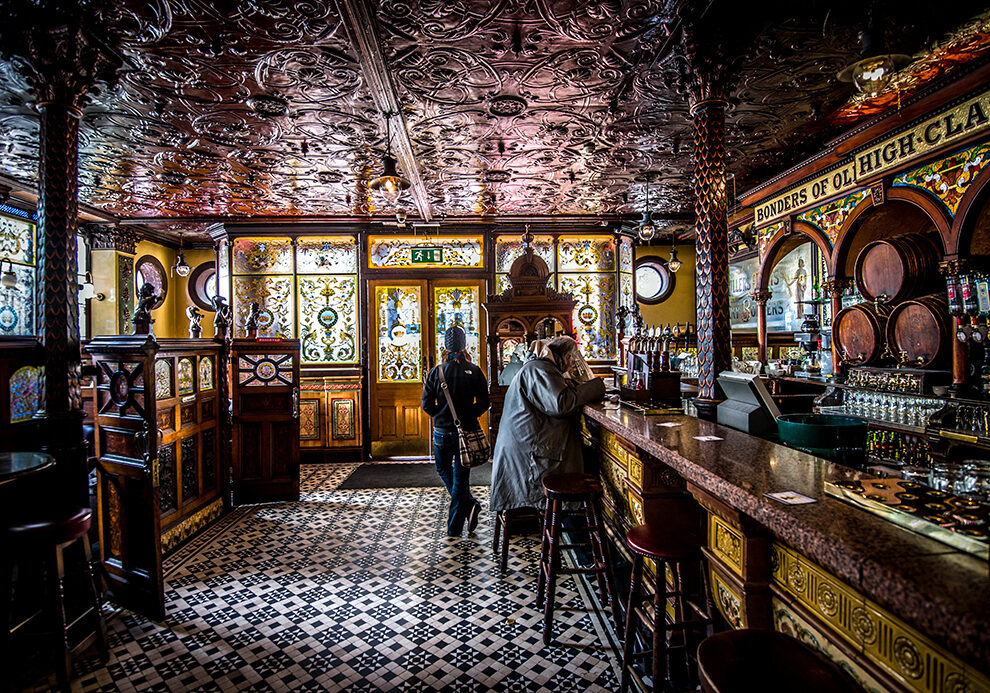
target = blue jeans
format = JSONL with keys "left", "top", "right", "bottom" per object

{"left": 433, "top": 430, "right": 478, "bottom": 535}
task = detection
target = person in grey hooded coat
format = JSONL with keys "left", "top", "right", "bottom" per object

{"left": 490, "top": 336, "right": 606, "bottom": 512}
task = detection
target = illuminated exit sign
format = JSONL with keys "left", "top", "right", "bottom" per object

{"left": 411, "top": 247, "right": 442, "bottom": 263}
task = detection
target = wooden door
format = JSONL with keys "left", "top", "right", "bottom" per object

{"left": 369, "top": 280, "right": 430, "bottom": 457}
{"left": 87, "top": 335, "right": 165, "bottom": 620}
{"left": 231, "top": 339, "right": 301, "bottom": 503}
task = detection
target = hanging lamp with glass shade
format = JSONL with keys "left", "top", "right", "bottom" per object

{"left": 370, "top": 115, "right": 410, "bottom": 204}
{"left": 837, "top": 28, "right": 909, "bottom": 97}
{"left": 667, "top": 228, "right": 682, "bottom": 273}
{"left": 172, "top": 234, "right": 191, "bottom": 277}
{"left": 638, "top": 179, "right": 656, "bottom": 241}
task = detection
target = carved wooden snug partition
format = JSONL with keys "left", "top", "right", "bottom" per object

{"left": 86, "top": 336, "right": 225, "bottom": 619}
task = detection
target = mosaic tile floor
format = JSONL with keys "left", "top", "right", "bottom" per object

{"left": 36, "top": 463, "right": 621, "bottom": 692}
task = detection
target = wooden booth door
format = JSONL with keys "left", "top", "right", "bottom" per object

{"left": 230, "top": 339, "right": 301, "bottom": 503}
{"left": 369, "top": 280, "right": 487, "bottom": 458}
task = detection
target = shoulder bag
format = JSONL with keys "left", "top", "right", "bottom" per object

{"left": 437, "top": 363, "right": 491, "bottom": 468}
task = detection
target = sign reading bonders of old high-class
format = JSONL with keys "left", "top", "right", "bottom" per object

{"left": 755, "top": 88, "right": 990, "bottom": 226}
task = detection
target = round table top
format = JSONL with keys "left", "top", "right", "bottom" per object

{"left": 0, "top": 452, "right": 55, "bottom": 481}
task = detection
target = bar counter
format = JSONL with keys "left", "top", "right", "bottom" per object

{"left": 583, "top": 403, "right": 990, "bottom": 690}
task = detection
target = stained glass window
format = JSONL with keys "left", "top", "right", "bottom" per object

{"left": 375, "top": 285, "right": 422, "bottom": 383}
{"left": 232, "top": 238, "right": 293, "bottom": 275}
{"left": 298, "top": 275, "right": 359, "bottom": 364}
{"left": 9, "top": 365, "right": 42, "bottom": 423}
{"left": 199, "top": 356, "right": 214, "bottom": 391}
{"left": 233, "top": 276, "right": 295, "bottom": 338}
{"left": 619, "top": 237, "right": 634, "bottom": 273}
{"left": 177, "top": 358, "right": 194, "bottom": 395}
{"left": 557, "top": 236, "right": 616, "bottom": 272}
{"left": 0, "top": 213, "right": 36, "bottom": 337}
{"left": 433, "top": 286, "right": 481, "bottom": 364}
{"left": 494, "top": 234, "right": 554, "bottom": 296}
{"left": 296, "top": 236, "right": 358, "bottom": 274}
{"left": 368, "top": 236, "right": 483, "bottom": 269}
{"left": 560, "top": 273, "right": 616, "bottom": 360}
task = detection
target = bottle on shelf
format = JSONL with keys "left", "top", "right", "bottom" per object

{"left": 946, "top": 274, "right": 964, "bottom": 316}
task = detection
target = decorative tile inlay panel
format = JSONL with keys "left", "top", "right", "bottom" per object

{"left": 157, "top": 407, "right": 175, "bottom": 432}
{"left": 177, "top": 357, "right": 194, "bottom": 395}
{"left": 619, "top": 273, "right": 634, "bottom": 310}
{"left": 796, "top": 189, "right": 870, "bottom": 245}
{"left": 433, "top": 286, "right": 481, "bottom": 363}
{"left": 295, "top": 236, "right": 358, "bottom": 274}
{"left": 559, "top": 273, "right": 615, "bottom": 360}
{"left": 199, "top": 356, "right": 214, "bottom": 391}
{"left": 619, "top": 237, "right": 634, "bottom": 272}
{"left": 237, "top": 353, "right": 294, "bottom": 387}
{"left": 712, "top": 570, "right": 743, "bottom": 629}
{"left": 181, "top": 436, "right": 199, "bottom": 503}
{"left": 299, "top": 399, "right": 320, "bottom": 440}
{"left": 331, "top": 397, "right": 356, "bottom": 440}
{"left": 180, "top": 404, "right": 196, "bottom": 427}
{"left": 202, "top": 429, "right": 217, "bottom": 491}
{"left": 495, "top": 234, "right": 555, "bottom": 273}
{"left": 368, "top": 236, "right": 483, "bottom": 269}
{"left": 0, "top": 214, "right": 35, "bottom": 265}
{"left": 709, "top": 515, "right": 744, "bottom": 577}
{"left": 757, "top": 220, "right": 786, "bottom": 259}
{"left": 159, "top": 442, "right": 177, "bottom": 515}
{"left": 297, "top": 275, "right": 359, "bottom": 364}
{"left": 0, "top": 264, "right": 35, "bottom": 336}
{"left": 557, "top": 236, "right": 616, "bottom": 272}
{"left": 9, "top": 365, "right": 41, "bottom": 423}
{"left": 375, "top": 285, "right": 423, "bottom": 383}
{"left": 232, "top": 238, "right": 293, "bottom": 275}
{"left": 155, "top": 359, "right": 173, "bottom": 400}
{"left": 893, "top": 142, "right": 990, "bottom": 217}
{"left": 233, "top": 275, "right": 294, "bottom": 338}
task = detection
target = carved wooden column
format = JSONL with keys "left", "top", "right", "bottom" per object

{"left": 1, "top": 4, "right": 121, "bottom": 503}
{"left": 751, "top": 290, "right": 773, "bottom": 365}
{"left": 821, "top": 278, "right": 851, "bottom": 379}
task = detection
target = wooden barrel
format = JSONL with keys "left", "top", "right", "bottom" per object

{"left": 833, "top": 302, "right": 888, "bottom": 365}
{"left": 886, "top": 295, "right": 950, "bottom": 368}
{"left": 854, "top": 234, "right": 941, "bottom": 304}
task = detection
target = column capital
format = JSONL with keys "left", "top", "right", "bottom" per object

{"left": 821, "top": 278, "right": 852, "bottom": 298}
{"left": 0, "top": 1, "right": 122, "bottom": 113}
{"left": 86, "top": 224, "right": 141, "bottom": 254}
{"left": 750, "top": 290, "right": 773, "bottom": 305}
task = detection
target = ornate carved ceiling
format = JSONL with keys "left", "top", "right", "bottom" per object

{"left": 0, "top": 0, "right": 986, "bottom": 242}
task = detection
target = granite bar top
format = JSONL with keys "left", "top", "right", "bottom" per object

{"left": 584, "top": 404, "right": 990, "bottom": 673}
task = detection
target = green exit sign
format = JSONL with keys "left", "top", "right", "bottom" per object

{"left": 411, "top": 247, "right": 442, "bottom": 264}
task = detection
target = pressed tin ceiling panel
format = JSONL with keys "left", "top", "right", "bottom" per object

{"left": 0, "top": 0, "right": 987, "bottom": 241}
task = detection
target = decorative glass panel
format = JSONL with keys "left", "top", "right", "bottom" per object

{"left": 232, "top": 238, "right": 293, "bottom": 275}
{"left": 730, "top": 243, "right": 812, "bottom": 332}
{"left": 233, "top": 276, "right": 294, "bottom": 338}
{"left": 496, "top": 274, "right": 512, "bottom": 295}
{"left": 433, "top": 286, "right": 481, "bottom": 364}
{"left": 495, "top": 234, "right": 555, "bottom": 273}
{"left": 368, "top": 236, "right": 483, "bottom": 269}
{"left": 375, "top": 285, "right": 423, "bottom": 383}
{"left": 0, "top": 265, "right": 35, "bottom": 336}
{"left": 559, "top": 273, "right": 616, "bottom": 360}
{"left": 155, "top": 359, "right": 173, "bottom": 399}
{"left": 199, "top": 356, "right": 214, "bottom": 391}
{"left": 620, "top": 273, "right": 634, "bottom": 310}
{"left": 237, "top": 353, "right": 294, "bottom": 387}
{"left": 297, "top": 275, "right": 359, "bottom": 364}
{"left": 619, "top": 237, "right": 634, "bottom": 272}
{"left": 295, "top": 236, "right": 358, "bottom": 274}
{"left": 217, "top": 239, "right": 230, "bottom": 300}
{"left": 177, "top": 358, "right": 194, "bottom": 395}
{"left": 9, "top": 365, "right": 41, "bottom": 423}
{"left": 557, "top": 236, "right": 616, "bottom": 272}
{"left": 0, "top": 214, "right": 35, "bottom": 265}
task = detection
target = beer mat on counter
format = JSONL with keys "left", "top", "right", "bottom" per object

{"left": 825, "top": 478, "right": 989, "bottom": 560}
{"left": 693, "top": 435, "right": 724, "bottom": 441}
{"left": 765, "top": 491, "right": 818, "bottom": 505}
{"left": 339, "top": 462, "right": 492, "bottom": 489}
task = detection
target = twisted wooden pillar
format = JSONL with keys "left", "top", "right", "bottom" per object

{"left": 692, "top": 98, "right": 731, "bottom": 420}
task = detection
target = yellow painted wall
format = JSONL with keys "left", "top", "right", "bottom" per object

{"left": 636, "top": 244, "right": 697, "bottom": 327}
{"left": 89, "top": 250, "right": 120, "bottom": 335}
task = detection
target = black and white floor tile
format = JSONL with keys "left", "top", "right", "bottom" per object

{"left": 32, "top": 463, "right": 621, "bottom": 692}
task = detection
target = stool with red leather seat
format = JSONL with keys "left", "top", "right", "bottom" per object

{"left": 1, "top": 505, "right": 107, "bottom": 692}
{"left": 697, "top": 629, "right": 863, "bottom": 693}
{"left": 620, "top": 510, "right": 714, "bottom": 692}
{"left": 538, "top": 472, "right": 621, "bottom": 646}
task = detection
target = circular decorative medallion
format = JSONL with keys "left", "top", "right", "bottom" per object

{"left": 488, "top": 95, "right": 527, "bottom": 117}
{"left": 255, "top": 359, "right": 277, "bottom": 381}
{"left": 484, "top": 169, "right": 512, "bottom": 183}
{"left": 318, "top": 306, "right": 339, "bottom": 328}
{"left": 0, "top": 306, "right": 19, "bottom": 331}
{"left": 578, "top": 305, "right": 598, "bottom": 325}
{"left": 256, "top": 309, "right": 274, "bottom": 329}
{"left": 110, "top": 372, "right": 130, "bottom": 406}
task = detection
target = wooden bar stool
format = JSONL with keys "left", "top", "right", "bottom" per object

{"left": 697, "top": 629, "right": 863, "bottom": 693}
{"left": 492, "top": 506, "right": 541, "bottom": 575}
{"left": 620, "top": 519, "right": 713, "bottom": 692}
{"left": 1, "top": 506, "right": 107, "bottom": 693}
{"left": 538, "top": 472, "right": 621, "bottom": 646}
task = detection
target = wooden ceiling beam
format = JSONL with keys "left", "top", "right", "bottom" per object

{"left": 334, "top": 0, "right": 432, "bottom": 222}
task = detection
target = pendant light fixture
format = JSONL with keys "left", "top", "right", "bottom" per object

{"left": 172, "top": 233, "right": 191, "bottom": 277}
{"left": 370, "top": 114, "right": 410, "bottom": 204}
{"left": 837, "top": 28, "right": 909, "bottom": 97}
{"left": 638, "top": 178, "right": 655, "bottom": 242}
{"left": 667, "top": 228, "right": 682, "bottom": 273}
